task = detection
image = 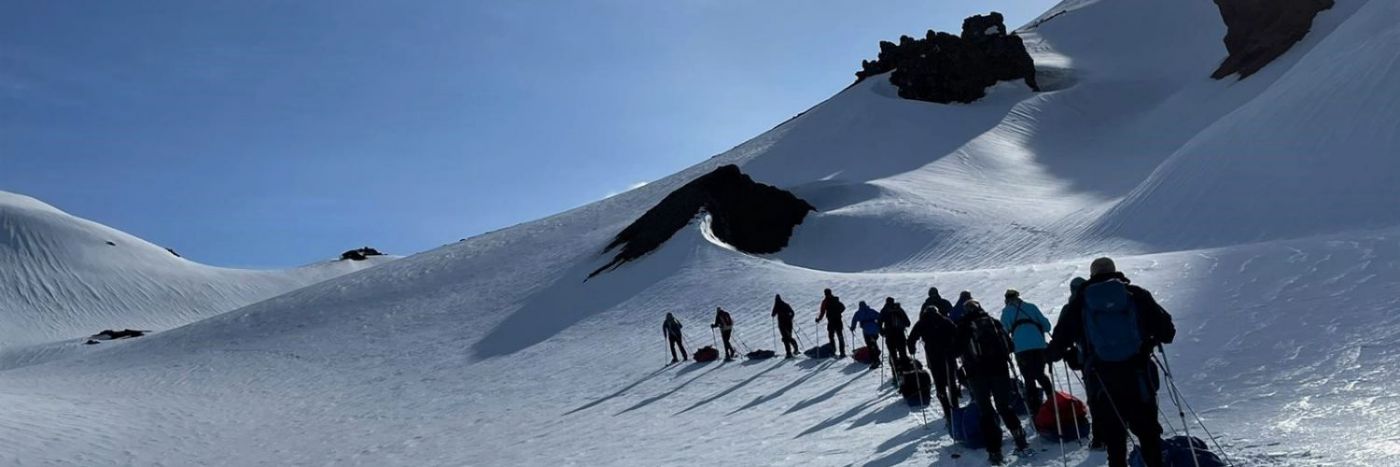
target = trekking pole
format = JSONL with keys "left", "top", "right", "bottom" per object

{"left": 1047, "top": 363, "right": 1069, "bottom": 467}
{"left": 711, "top": 327, "right": 718, "bottom": 349}
{"left": 1155, "top": 349, "right": 1213, "bottom": 467}
{"left": 1060, "top": 361, "right": 1084, "bottom": 446}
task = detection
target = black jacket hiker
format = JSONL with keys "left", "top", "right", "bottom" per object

{"left": 907, "top": 307, "right": 961, "bottom": 423}
{"left": 954, "top": 300, "right": 1028, "bottom": 462}
{"left": 711, "top": 307, "right": 736, "bottom": 359}
{"left": 663, "top": 313, "right": 688, "bottom": 363}
{"left": 771, "top": 295, "right": 799, "bottom": 357}
{"left": 1048, "top": 264, "right": 1176, "bottom": 467}
{"left": 816, "top": 289, "right": 848, "bottom": 357}
{"left": 878, "top": 298, "right": 912, "bottom": 364}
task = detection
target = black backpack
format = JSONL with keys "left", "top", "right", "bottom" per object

{"left": 963, "top": 314, "right": 1012, "bottom": 368}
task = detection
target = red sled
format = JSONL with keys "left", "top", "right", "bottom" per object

{"left": 1035, "top": 391, "right": 1090, "bottom": 441}
{"left": 693, "top": 346, "right": 720, "bottom": 363}
{"left": 852, "top": 346, "right": 881, "bottom": 364}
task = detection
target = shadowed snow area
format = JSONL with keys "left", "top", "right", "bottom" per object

{"left": 2, "top": 0, "right": 1399, "bottom": 465}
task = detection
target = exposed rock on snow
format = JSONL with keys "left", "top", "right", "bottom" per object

{"left": 339, "top": 246, "right": 385, "bottom": 261}
{"left": 1211, "top": 0, "right": 1335, "bottom": 79}
{"left": 591, "top": 165, "right": 814, "bottom": 277}
{"left": 89, "top": 329, "right": 147, "bottom": 340}
{"left": 855, "top": 11, "right": 1038, "bottom": 104}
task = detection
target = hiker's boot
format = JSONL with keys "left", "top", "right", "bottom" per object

{"left": 671, "top": 357, "right": 679, "bottom": 364}
{"left": 988, "top": 451, "right": 1004, "bottom": 465}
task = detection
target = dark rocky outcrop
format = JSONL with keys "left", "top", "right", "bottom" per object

{"left": 1211, "top": 0, "right": 1334, "bottom": 79}
{"left": 855, "top": 12, "right": 1038, "bottom": 104}
{"left": 340, "top": 247, "right": 384, "bottom": 261}
{"left": 90, "top": 329, "right": 147, "bottom": 340}
{"left": 166, "top": 247, "right": 181, "bottom": 258}
{"left": 590, "top": 165, "right": 815, "bottom": 278}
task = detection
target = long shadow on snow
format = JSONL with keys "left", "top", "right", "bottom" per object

{"left": 728, "top": 359, "right": 835, "bottom": 415}
{"left": 676, "top": 360, "right": 788, "bottom": 415}
{"left": 783, "top": 370, "right": 871, "bottom": 415}
{"left": 616, "top": 363, "right": 724, "bottom": 415}
{"left": 471, "top": 229, "right": 691, "bottom": 359}
{"left": 564, "top": 367, "right": 670, "bottom": 416}
{"left": 793, "top": 386, "right": 904, "bottom": 439}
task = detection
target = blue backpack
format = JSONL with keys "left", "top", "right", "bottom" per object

{"left": 1081, "top": 280, "right": 1143, "bottom": 363}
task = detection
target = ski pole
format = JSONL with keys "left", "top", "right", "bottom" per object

{"left": 1156, "top": 348, "right": 1207, "bottom": 467}
{"left": 1048, "top": 362, "right": 1068, "bottom": 467}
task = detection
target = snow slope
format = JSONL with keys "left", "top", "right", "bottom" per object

{"left": 2, "top": 0, "right": 1399, "bottom": 465}
{"left": 0, "top": 191, "right": 391, "bottom": 359}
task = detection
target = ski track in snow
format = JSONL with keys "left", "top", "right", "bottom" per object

{"left": 4, "top": 0, "right": 1400, "bottom": 465}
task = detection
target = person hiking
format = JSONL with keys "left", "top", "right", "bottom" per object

{"left": 850, "top": 300, "right": 882, "bottom": 368}
{"left": 1048, "top": 258, "right": 1176, "bottom": 467}
{"left": 907, "top": 302, "right": 961, "bottom": 428}
{"left": 1060, "top": 276, "right": 1106, "bottom": 450}
{"left": 923, "top": 287, "right": 955, "bottom": 317}
{"left": 952, "top": 290, "right": 974, "bottom": 322}
{"left": 663, "top": 312, "right": 688, "bottom": 363}
{"left": 1000, "top": 289, "right": 1054, "bottom": 410}
{"left": 816, "top": 288, "right": 848, "bottom": 358}
{"left": 771, "top": 294, "right": 799, "bottom": 358}
{"left": 711, "top": 307, "right": 736, "bottom": 360}
{"left": 955, "top": 300, "right": 1031, "bottom": 465}
{"left": 878, "top": 297, "right": 912, "bottom": 370}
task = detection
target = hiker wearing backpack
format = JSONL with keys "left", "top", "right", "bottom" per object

{"left": 815, "top": 288, "right": 848, "bottom": 358}
{"left": 955, "top": 299, "right": 1032, "bottom": 464}
{"left": 771, "top": 294, "right": 800, "bottom": 358}
{"left": 923, "top": 287, "right": 955, "bottom": 318}
{"left": 878, "top": 297, "right": 912, "bottom": 370}
{"left": 907, "top": 303, "right": 961, "bottom": 428}
{"left": 952, "top": 290, "right": 974, "bottom": 322}
{"left": 1000, "top": 289, "right": 1054, "bottom": 410}
{"left": 1062, "top": 276, "right": 1107, "bottom": 450}
{"left": 663, "top": 313, "right": 688, "bottom": 363}
{"left": 1048, "top": 258, "right": 1177, "bottom": 467}
{"left": 711, "top": 307, "right": 736, "bottom": 360}
{"left": 850, "top": 301, "right": 882, "bottom": 368}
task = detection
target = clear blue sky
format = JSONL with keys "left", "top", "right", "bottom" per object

{"left": 1, "top": 0, "right": 1056, "bottom": 268}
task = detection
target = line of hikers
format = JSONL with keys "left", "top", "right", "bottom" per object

{"left": 661, "top": 257, "right": 1178, "bottom": 467}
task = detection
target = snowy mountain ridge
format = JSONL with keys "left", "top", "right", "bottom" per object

{"left": 2, "top": 0, "right": 1399, "bottom": 465}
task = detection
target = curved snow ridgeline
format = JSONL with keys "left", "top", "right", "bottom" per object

{"left": 2, "top": 0, "right": 1399, "bottom": 465}
{"left": 0, "top": 191, "right": 392, "bottom": 358}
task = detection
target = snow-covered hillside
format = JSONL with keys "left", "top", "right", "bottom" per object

{"left": 2, "top": 0, "right": 1398, "bottom": 465}
{"left": 0, "top": 191, "right": 392, "bottom": 364}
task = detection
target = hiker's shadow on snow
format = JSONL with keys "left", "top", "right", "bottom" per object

{"left": 615, "top": 363, "right": 723, "bottom": 415}
{"left": 847, "top": 401, "right": 909, "bottom": 430}
{"left": 783, "top": 370, "right": 869, "bottom": 415}
{"left": 563, "top": 367, "right": 669, "bottom": 416}
{"left": 729, "top": 360, "right": 835, "bottom": 414}
{"left": 862, "top": 424, "right": 940, "bottom": 467}
{"left": 676, "top": 359, "right": 789, "bottom": 415}
{"left": 470, "top": 230, "right": 691, "bottom": 359}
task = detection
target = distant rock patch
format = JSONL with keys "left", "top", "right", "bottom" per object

{"left": 855, "top": 11, "right": 1039, "bottom": 104}
{"left": 89, "top": 329, "right": 147, "bottom": 342}
{"left": 340, "top": 247, "right": 385, "bottom": 261}
{"left": 1211, "top": 0, "right": 1334, "bottom": 79}
{"left": 590, "top": 165, "right": 815, "bottom": 278}
{"left": 166, "top": 247, "right": 181, "bottom": 258}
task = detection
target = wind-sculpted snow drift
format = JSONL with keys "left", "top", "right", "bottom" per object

{"left": 3, "top": 0, "right": 1400, "bottom": 465}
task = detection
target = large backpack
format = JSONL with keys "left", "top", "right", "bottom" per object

{"left": 963, "top": 315, "right": 1012, "bottom": 368}
{"left": 1081, "top": 279, "right": 1144, "bottom": 363}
